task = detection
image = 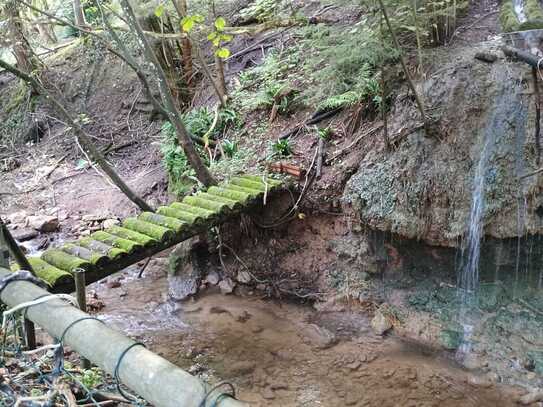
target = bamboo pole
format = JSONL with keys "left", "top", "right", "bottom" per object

{"left": 0, "top": 266, "right": 246, "bottom": 407}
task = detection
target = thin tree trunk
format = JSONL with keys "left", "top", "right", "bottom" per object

{"left": 120, "top": 0, "right": 216, "bottom": 187}
{"left": 0, "top": 58, "right": 154, "bottom": 213}
{"left": 4, "top": 0, "right": 37, "bottom": 74}
{"left": 73, "top": 0, "right": 87, "bottom": 27}
{"left": 377, "top": 0, "right": 428, "bottom": 128}
{"left": 214, "top": 54, "right": 227, "bottom": 98}
{"left": 177, "top": 0, "right": 193, "bottom": 86}
{"left": 0, "top": 217, "right": 35, "bottom": 275}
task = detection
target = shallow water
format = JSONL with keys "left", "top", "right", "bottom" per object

{"left": 89, "top": 260, "right": 522, "bottom": 406}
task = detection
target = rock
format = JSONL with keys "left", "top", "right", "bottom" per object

{"left": 474, "top": 52, "right": 498, "bottom": 63}
{"left": 301, "top": 324, "right": 338, "bottom": 349}
{"left": 519, "top": 390, "right": 543, "bottom": 405}
{"left": 439, "top": 329, "right": 462, "bottom": 350}
{"left": 102, "top": 218, "right": 120, "bottom": 229}
{"left": 6, "top": 211, "right": 27, "bottom": 225}
{"left": 82, "top": 214, "right": 108, "bottom": 222}
{"left": 79, "top": 230, "right": 91, "bottom": 236}
{"left": 269, "top": 380, "right": 288, "bottom": 390}
{"left": 346, "top": 361, "right": 361, "bottom": 371}
{"left": 26, "top": 215, "right": 59, "bottom": 232}
{"left": 219, "top": 278, "right": 236, "bottom": 295}
{"left": 237, "top": 270, "right": 252, "bottom": 284}
{"left": 261, "top": 387, "right": 275, "bottom": 400}
{"left": 371, "top": 310, "right": 392, "bottom": 336}
{"left": 205, "top": 271, "right": 220, "bottom": 285}
{"left": 107, "top": 281, "right": 121, "bottom": 289}
{"left": 10, "top": 228, "right": 38, "bottom": 242}
{"left": 230, "top": 361, "right": 256, "bottom": 376}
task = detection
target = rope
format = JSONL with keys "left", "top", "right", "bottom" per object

{"left": 199, "top": 381, "right": 237, "bottom": 407}
{"left": 0, "top": 271, "right": 47, "bottom": 298}
{"left": 113, "top": 342, "right": 146, "bottom": 402}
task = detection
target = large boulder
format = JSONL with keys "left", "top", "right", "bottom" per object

{"left": 26, "top": 215, "right": 59, "bottom": 232}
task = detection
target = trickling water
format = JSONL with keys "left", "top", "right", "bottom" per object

{"left": 513, "top": 0, "right": 527, "bottom": 23}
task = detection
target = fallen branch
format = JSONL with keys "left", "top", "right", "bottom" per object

{"left": 326, "top": 123, "right": 383, "bottom": 164}
{"left": 279, "top": 108, "right": 342, "bottom": 140}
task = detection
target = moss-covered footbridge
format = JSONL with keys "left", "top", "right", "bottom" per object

{"left": 14, "top": 175, "right": 283, "bottom": 293}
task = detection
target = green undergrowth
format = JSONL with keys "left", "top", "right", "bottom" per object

{"left": 160, "top": 107, "right": 247, "bottom": 195}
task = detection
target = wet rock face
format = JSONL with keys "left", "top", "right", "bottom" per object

{"left": 343, "top": 42, "right": 543, "bottom": 247}
{"left": 168, "top": 240, "right": 210, "bottom": 301}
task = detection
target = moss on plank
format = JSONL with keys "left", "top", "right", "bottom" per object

{"left": 91, "top": 231, "right": 142, "bottom": 253}
{"left": 183, "top": 195, "right": 226, "bottom": 212}
{"left": 240, "top": 174, "right": 282, "bottom": 187}
{"left": 107, "top": 225, "right": 158, "bottom": 246}
{"left": 12, "top": 257, "right": 73, "bottom": 286}
{"left": 226, "top": 184, "right": 264, "bottom": 197}
{"left": 170, "top": 202, "right": 215, "bottom": 217}
{"left": 157, "top": 206, "right": 202, "bottom": 225}
{"left": 139, "top": 212, "right": 186, "bottom": 232}
{"left": 207, "top": 186, "right": 251, "bottom": 203}
{"left": 197, "top": 192, "right": 242, "bottom": 209}
{"left": 500, "top": 0, "right": 520, "bottom": 32}
{"left": 122, "top": 218, "right": 175, "bottom": 242}
{"left": 61, "top": 243, "right": 109, "bottom": 267}
{"left": 230, "top": 177, "right": 267, "bottom": 192}
{"left": 41, "top": 249, "right": 92, "bottom": 272}
{"left": 78, "top": 238, "right": 126, "bottom": 259}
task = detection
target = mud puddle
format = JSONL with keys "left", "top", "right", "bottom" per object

{"left": 90, "top": 259, "right": 523, "bottom": 406}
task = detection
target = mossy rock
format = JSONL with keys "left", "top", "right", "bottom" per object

{"left": 527, "top": 351, "right": 543, "bottom": 375}
{"left": 477, "top": 282, "right": 507, "bottom": 312}
{"left": 41, "top": 249, "right": 92, "bottom": 272}
{"left": 440, "top": 329, "right": 463, "bottom": 350}
{"left": 11, "top": 257, "right": 73, "bottom": 286}
{"left": 525, "top": 0, "right": 543, "bottom": 21}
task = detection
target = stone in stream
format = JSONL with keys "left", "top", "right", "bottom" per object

{"left": 9, "top": 228, "right": 38, "bottom": 242}
{"left": 6, "top": 211, "right": 27, "bottom": 225}
{"left": 371, "top": 309, "right": 392, "bottom": 336}
{"left": 168, "top": 240, "right": 209, "bottom": 301}
{"left": 204, "top": 270, "right": 220, "bottom": 285}
{"left": 26, "top": 215, "right": 59, "bottom": 232}
{"left": 219, "top": 278, "right": 236, "bottom": 295}
{"left": 237, "top": 270, "right": 252, "bottom": 284}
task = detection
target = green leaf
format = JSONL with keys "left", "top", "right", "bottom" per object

{"left": 193, "top": 14, "right": 204, "bottom": 23}
{"left": 154, "top": 4, "right": 165, "bottom": 18}
{"left": 212, "top": 37, "right": 221, "bottom": 47}
{"left": 214, "top": 16, "right": 226, "bottom": 31}
{"left": 181, "top": 16, "right": 194, "bottom": 32}
{"left": 220, "top": 34, "right": 233, "bottom": 42}
{"left": 216, "top": 47, "right": 230, "bottom": 59}
{"left": 207, "top": 31, "right": 218, "bottom": 41}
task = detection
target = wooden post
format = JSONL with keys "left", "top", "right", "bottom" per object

{"left": 74, "top": 268, "right": 91, "bottom": 369}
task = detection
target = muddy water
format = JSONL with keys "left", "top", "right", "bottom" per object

{"left": 90, "top": 259, "right": 522, "bottom": 407}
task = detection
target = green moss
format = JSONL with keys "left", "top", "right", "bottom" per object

{"left": 207, "top": 186, "right": 251, "bottom": 203}
{"left": 240, "top": 175, "right": 282, "bottom": 187}
{"left": 157, "top": 206, "right": 201, "bottom": 225}
{"left": 170, "top": 202, "right": 215, "bottom": 217}
{"left": 61, "top": 243, "right": 109, "bottom": 267}
{"left": 226, "top": 184, "right": 264, "bottom": 197}
{"left": 41, "top": 249, "right": 92, "bottom": 272}
{"left": 123, "top": 218, "right": 175, "bottom": 242}
{"left": 109, "top": 224, "right": 159, "bottom": 246}
{"left": 91, "top": 231, "right": 142, "bottom": 253}
{"left": 78, "top": 238, "right": 126, "bottom": 259}
{"left": 183, "top": 196, "right": 227, "bottom": 212}
{"left": 197, "top": 192, "right": 242, "bottom": 209}
{"left": 229, "top": 177, "right": 268, "bottom": 192}
{"left": 500, "top": 0, "right": 520, "bottom": 32}
{"left": 525, "top": 0, "right": 543, "bottom": 23}
{"left": 139, "top": 212, "right": 186, "bottom": 232}
{"left": 12, "top": 257, "right": 73, "bottom": 286}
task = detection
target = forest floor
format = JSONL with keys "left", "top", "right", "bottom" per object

{"left": 3, "top": 0, "right": 540, "bottom": 405}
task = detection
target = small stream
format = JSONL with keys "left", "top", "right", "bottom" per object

{"left": 88, "top": 260, "right": 522, "bottom": 406}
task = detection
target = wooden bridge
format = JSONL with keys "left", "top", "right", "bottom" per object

{"left": 11, "top": 175, "right": 283, "bottom": 293}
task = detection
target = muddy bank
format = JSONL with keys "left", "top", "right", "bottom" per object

{"left": 88, "top": 259, "right": 523, "bottom": 406}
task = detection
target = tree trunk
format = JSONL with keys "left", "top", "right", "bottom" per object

{"left": 119, "top": 0, "right": 216, "bottom": 187}
{"left": 177, "top": 0, "right": 193, "bottom": 86}
{"left": 73, "top": 0, "right": 87, "bottom": 27}
{"left": 215, "top": 54, "right": 227, "bottom": 98}
{"left": 4, "top": 0, "right": 37, "bottom": 74}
